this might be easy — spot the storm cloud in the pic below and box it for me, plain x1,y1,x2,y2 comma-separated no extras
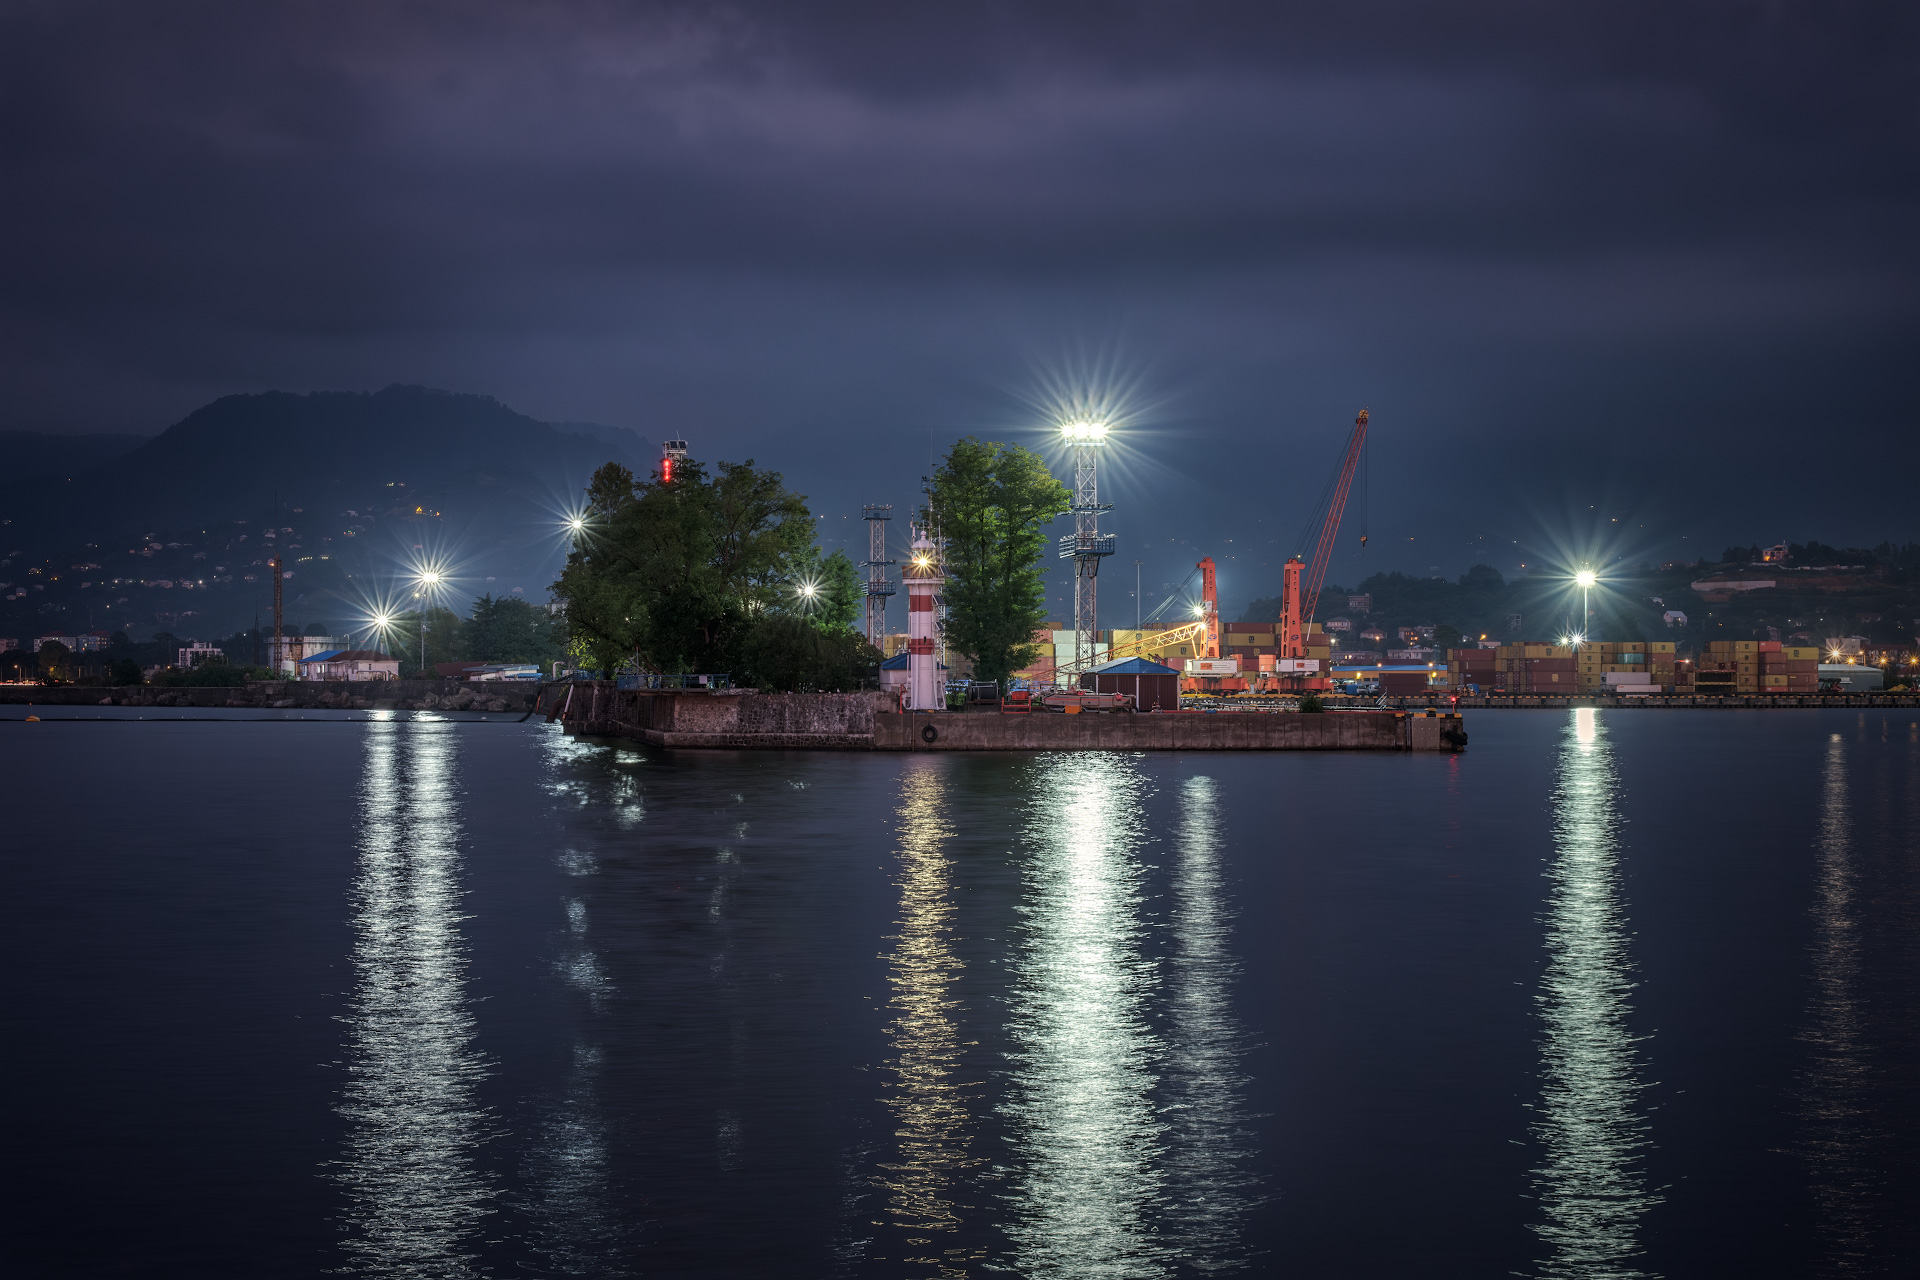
3,0,1914,600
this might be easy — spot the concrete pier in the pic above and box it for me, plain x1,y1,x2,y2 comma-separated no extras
558,685,1463,751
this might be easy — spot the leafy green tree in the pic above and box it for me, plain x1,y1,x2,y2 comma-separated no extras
388,606,462,674
461,594,564,665
555,456,816,675
737,614,881,691
37,639,71,681
1434,623,1463,652
108,658,145,686
794,547,862,632
924,438,1071,687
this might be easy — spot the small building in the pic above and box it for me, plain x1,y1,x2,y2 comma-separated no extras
1359,627,1387,645
1662,610,1688,628
1346,593,1372,615
1323,615,1352,633
178,643,224,667
1082,657,1180,711
297,649,400,681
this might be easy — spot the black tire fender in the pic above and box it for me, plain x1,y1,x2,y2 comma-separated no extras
921,722,939,743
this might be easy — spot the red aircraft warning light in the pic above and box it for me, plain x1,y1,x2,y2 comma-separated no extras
661,438,688,483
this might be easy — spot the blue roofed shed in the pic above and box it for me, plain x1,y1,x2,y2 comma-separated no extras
1081,656,1180,710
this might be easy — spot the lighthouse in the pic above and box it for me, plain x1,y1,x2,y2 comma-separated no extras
904,526,944,711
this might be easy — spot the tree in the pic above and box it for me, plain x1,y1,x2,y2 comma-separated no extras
390,606,461,674
1434,623,1463,653
925,438,1071,687
462,593,564,665
794,547,863,633
737,614,881,691
36,639,71,681
108,658,145,686
554,456,816,675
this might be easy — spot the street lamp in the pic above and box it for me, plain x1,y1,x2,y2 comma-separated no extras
1575,568,1597,637
415,570,443,674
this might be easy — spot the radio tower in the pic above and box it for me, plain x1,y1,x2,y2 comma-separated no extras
861,504,895,648
1057,420,1115,672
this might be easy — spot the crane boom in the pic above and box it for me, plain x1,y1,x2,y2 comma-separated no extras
1303,410,1368,627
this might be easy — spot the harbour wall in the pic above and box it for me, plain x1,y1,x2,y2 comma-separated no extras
0,679,538,712
558,685,1461,751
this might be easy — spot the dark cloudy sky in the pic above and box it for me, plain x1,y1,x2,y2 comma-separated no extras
4,1,1914,609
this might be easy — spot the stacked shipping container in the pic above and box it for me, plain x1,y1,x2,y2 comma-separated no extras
1699,640,1818,693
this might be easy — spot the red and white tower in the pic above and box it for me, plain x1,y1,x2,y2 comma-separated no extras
904,526,944,710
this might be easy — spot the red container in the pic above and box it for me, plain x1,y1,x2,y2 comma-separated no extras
1759,641,1782,652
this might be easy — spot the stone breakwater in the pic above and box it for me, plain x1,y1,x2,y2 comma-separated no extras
1,679,539,713
558,684,1464,751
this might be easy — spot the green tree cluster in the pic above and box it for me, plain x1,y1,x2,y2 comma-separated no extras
923,438,1071,687
554,457,878,691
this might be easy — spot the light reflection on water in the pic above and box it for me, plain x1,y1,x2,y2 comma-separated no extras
875,759,984,1277
1528,707,1660,1279
335,714,498,1277
1158,775,1259,1270
1795,732,1884,1274
1001,754,1169,1278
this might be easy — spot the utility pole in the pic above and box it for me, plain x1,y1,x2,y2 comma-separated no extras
862,505,895,649
270,494,284,680
1134,559,1143,632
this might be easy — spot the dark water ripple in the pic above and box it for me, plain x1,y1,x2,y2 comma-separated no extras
5,707,1918,1277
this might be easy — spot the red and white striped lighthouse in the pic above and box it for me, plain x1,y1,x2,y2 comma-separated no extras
904,527,943,710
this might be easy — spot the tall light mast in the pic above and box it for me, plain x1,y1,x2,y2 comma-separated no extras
660,438,688,483
862,504,895,648
1198,556,1221,659
1057,420,1115,672
904,525,944,710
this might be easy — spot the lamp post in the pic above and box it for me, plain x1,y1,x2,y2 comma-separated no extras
1575,569,1597,638
416,570,442,674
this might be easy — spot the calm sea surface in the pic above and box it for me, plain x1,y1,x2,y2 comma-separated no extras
5,707,1917,1277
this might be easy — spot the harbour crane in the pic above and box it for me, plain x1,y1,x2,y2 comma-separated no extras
1280,410,1369,672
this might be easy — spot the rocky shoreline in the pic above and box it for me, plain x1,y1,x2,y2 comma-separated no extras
0,678,543,713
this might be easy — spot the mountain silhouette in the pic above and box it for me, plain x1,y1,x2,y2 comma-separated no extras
0,385,652,640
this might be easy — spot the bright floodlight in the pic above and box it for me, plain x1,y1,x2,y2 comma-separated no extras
1575,570,1597,587
370,612,393,629
1060,420,1111,444
568,517,585,531
419,570,442,586
798,582,817,597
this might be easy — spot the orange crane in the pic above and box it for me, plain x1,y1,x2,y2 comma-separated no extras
1279,410,1369,678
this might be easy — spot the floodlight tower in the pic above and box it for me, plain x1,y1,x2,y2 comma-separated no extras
1056,421,1115,671
862,504,896,648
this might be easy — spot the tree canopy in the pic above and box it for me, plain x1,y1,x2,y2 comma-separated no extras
924,437,1071,687
554,455,879,689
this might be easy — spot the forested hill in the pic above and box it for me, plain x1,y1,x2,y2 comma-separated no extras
0,430,148,483
0,385,652,641
0,385,650,549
